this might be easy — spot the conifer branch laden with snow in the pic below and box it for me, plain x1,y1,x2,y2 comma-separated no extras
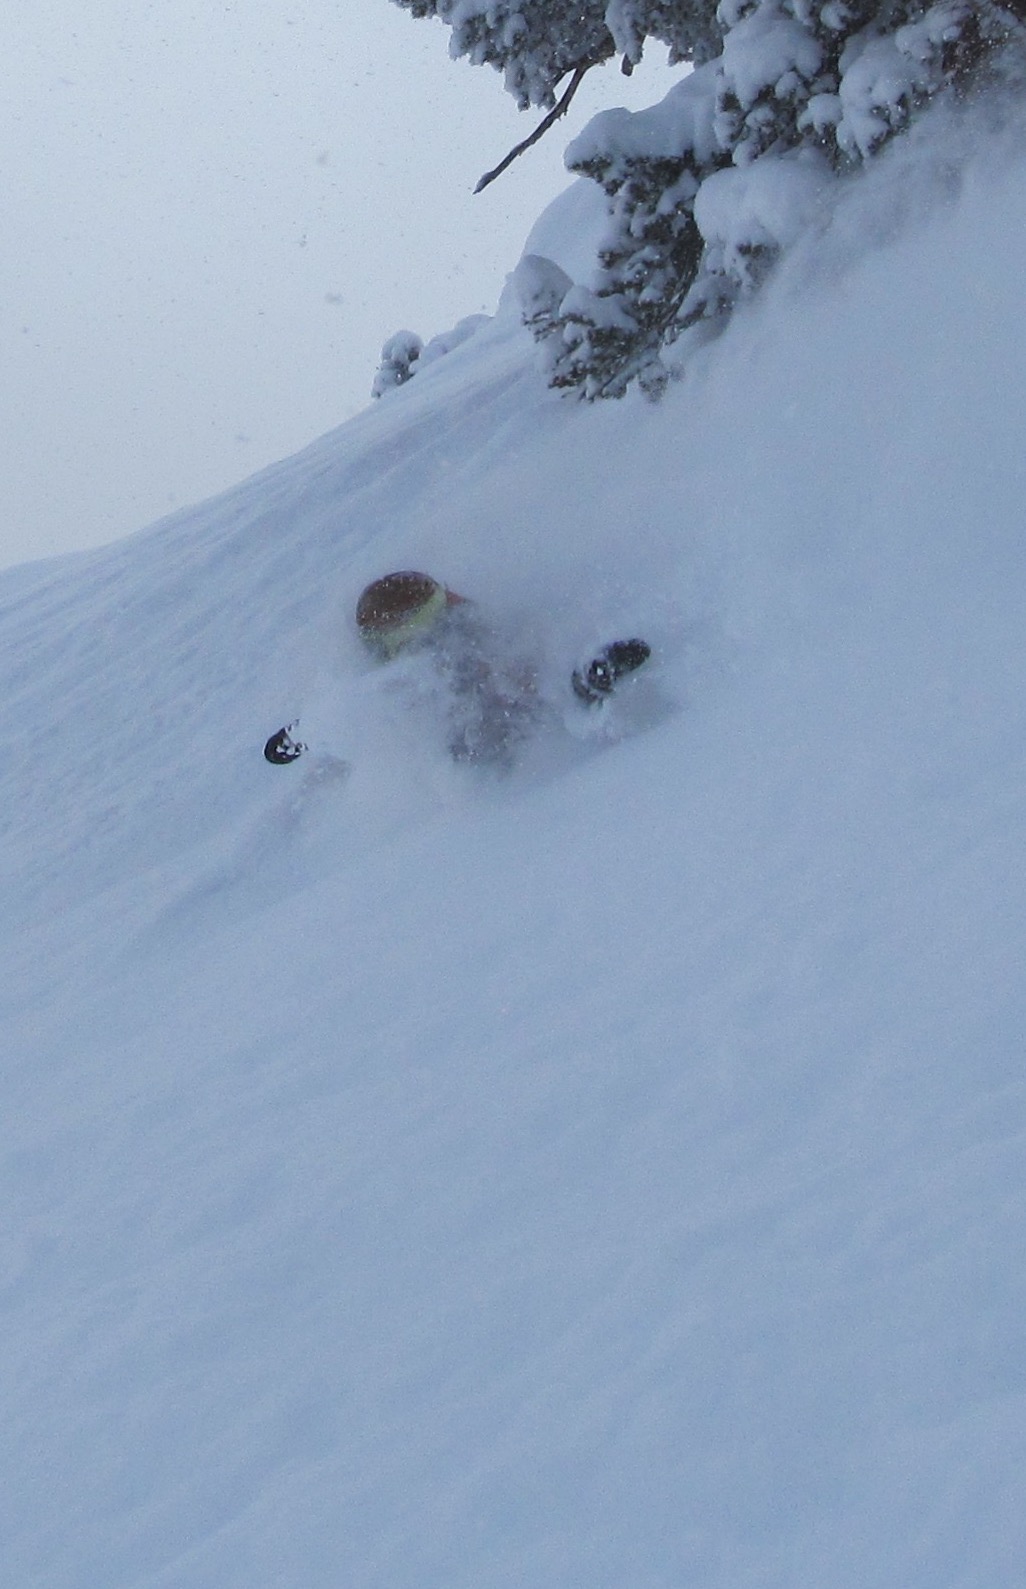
390,0,723,108
389,0,1024,398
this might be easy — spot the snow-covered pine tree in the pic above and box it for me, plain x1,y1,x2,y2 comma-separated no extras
533,0,1020,395
391,1,1023,397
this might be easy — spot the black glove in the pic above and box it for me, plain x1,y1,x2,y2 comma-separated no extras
264,724,306,764
572,639,651,705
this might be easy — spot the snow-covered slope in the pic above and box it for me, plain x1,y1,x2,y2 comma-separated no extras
3,106,1026,1589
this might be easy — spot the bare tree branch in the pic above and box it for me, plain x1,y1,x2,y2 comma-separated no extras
474,63,594,194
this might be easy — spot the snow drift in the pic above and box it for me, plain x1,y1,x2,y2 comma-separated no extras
2,102,1026,1589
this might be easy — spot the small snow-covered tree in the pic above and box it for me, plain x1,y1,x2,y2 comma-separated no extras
390,0,1023,397
372,330,424,398
371,317,493,400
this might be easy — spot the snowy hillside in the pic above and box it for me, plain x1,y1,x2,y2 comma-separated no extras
3,101,1026,1589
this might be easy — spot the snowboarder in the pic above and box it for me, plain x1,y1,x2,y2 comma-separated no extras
264,570,650,766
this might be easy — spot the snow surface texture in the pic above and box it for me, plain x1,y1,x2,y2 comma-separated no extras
3,102,1026,1589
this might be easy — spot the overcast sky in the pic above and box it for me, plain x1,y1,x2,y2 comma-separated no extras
3,3,672,570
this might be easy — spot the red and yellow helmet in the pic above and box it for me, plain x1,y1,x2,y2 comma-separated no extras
355,571,464,657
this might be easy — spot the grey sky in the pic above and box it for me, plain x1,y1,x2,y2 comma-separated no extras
3,3,671,568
